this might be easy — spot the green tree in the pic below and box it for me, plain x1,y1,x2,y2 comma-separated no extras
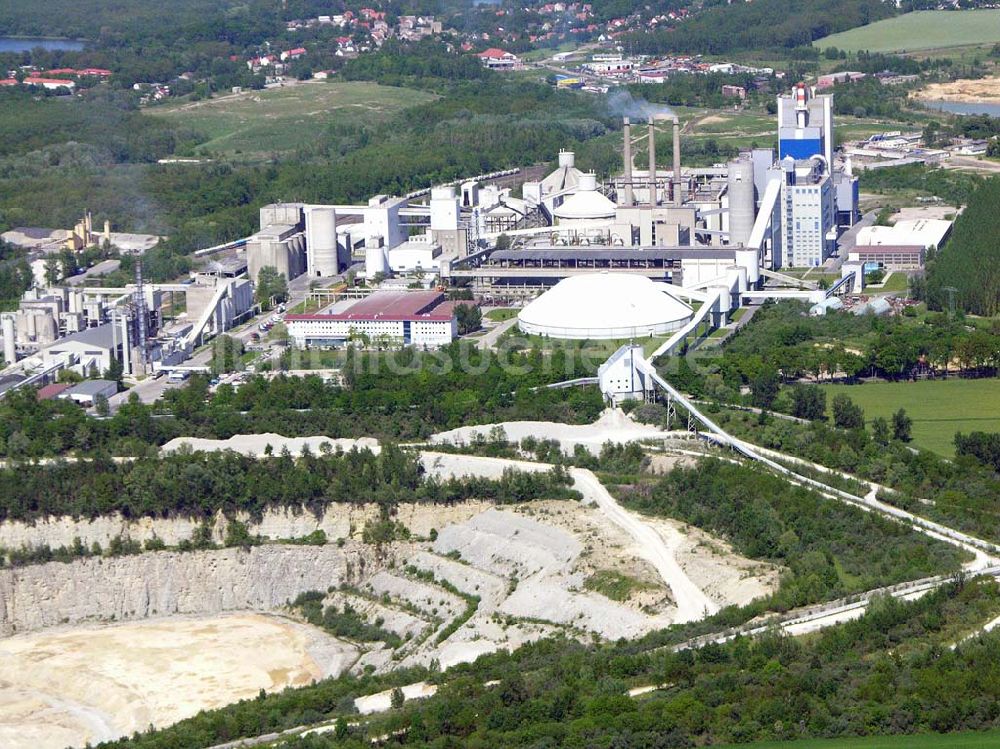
44,257,61,286
872,416,891,446
790,384,826,421
832,394,865,429
892,408,912,442
750,369,780,410
255,266,288,309
211,335,244,376
390,687,405,709
455,303,482,335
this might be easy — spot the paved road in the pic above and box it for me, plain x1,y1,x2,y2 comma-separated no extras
476,316,519,349
67,259,121,285
828,210,877,271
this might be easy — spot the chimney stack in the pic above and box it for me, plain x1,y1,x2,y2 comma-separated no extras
672,116,682,206
648,118,657,207
622,117,633,206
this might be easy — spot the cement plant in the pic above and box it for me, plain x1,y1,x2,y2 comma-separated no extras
0,70,995,749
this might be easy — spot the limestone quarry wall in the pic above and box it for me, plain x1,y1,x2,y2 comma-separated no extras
0,543,384,637
0,502,491,552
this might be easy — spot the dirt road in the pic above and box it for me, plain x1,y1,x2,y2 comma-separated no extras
571,468,718,622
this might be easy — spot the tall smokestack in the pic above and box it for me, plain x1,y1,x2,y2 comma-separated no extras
673,116,682,206
623,117,633,206
648,118,657,207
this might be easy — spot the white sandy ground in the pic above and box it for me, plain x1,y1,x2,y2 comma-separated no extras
422,452,716,622
0,613,357,749
161,433,380,456
572,468,719,623
0,431,783,748
430,409,673,454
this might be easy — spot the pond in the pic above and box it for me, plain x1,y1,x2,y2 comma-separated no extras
0,37,85,53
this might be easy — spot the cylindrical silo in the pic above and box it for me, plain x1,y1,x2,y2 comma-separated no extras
727,158,756,247
2,315,15,364
365,243,388,278
306,206,339,277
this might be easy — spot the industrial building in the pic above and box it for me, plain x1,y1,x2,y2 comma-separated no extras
778,83,834,165
778,156,837,267
285,290,458,348
60,379,117,406
848,245,925,271
856,219,952,251
517,274,693,340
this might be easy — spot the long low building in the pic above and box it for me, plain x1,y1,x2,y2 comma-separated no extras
285,290,459,348
848,244,925,271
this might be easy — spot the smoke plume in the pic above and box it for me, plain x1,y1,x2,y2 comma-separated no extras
605,89,674,120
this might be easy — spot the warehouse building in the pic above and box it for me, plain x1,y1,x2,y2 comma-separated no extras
847,244,925,270
285,290,458,348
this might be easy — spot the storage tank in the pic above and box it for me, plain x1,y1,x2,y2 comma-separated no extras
306,206,338,277
365,240,388,278
727,157,756,247
1,314,15,364
430,185,459,231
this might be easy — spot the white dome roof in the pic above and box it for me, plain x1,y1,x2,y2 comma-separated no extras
517,273,693,340
553,176,616,221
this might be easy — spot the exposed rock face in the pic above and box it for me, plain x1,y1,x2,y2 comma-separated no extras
0,502,490,554
0,543,384,636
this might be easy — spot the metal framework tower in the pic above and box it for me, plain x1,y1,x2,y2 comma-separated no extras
133,259,150,369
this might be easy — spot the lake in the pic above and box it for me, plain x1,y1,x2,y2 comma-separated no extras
924,99,1000,117
0,37,85,53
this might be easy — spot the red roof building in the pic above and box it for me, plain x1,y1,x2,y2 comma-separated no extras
477,48,521,70
36,382,72,400
286,290,461,348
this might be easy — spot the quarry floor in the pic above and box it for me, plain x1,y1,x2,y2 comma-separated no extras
0,412,780,748
0,613,354,749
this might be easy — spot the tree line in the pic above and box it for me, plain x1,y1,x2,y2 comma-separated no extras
716,408,1000,545
615,459,963,612
0,443,577,523
926,177,1000,316
623,0,895,55
0,343,604,459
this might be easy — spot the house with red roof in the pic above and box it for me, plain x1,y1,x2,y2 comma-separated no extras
477,47,521,70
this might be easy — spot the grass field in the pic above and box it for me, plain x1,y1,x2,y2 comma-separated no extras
815,10,1000,53
820,378,1000,455
714,729,1000,749
485,308,519,322
148,81,436,159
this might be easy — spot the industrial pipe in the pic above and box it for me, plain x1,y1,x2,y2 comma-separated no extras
648,118,657,207
623,117,633,206
673,116,682,206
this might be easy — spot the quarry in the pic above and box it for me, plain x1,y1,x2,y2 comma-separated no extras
0,414,783,749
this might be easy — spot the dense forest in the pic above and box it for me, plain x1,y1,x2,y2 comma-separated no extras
665,300,1000,398
615,459,964,612
716,409,1000,545
96,577,1000,748
0,444,576,524
925,178,1000,316
625,0,896,55
0,343,604,458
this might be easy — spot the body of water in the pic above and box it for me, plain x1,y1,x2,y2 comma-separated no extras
924,99,1000,117
0,37,85,53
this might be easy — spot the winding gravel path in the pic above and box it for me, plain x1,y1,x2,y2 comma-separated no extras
571,468,718,623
